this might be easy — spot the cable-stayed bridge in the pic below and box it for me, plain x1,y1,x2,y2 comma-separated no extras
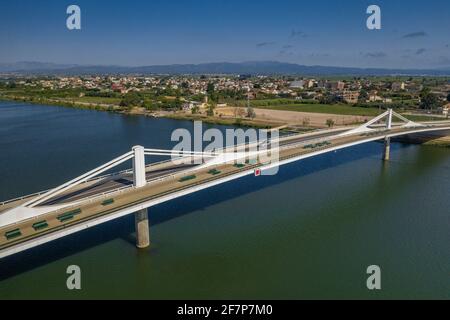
1,110,449,258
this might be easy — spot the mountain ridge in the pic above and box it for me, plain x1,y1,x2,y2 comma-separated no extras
1,61,450,76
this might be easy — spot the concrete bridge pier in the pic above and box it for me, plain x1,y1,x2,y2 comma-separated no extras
132,145,150,249
135,208,150,249
383,137,391,161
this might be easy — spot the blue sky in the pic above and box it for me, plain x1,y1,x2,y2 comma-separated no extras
1,0,449,68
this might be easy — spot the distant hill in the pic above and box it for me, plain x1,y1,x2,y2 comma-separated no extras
0,62,78,72
1,60,450,76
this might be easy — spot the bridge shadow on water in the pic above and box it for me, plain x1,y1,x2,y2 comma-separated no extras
0,141,415,281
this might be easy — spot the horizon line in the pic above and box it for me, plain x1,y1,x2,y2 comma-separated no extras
1,60,449,71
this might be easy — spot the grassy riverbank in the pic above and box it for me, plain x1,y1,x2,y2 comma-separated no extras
0,95,280,129
0,95,119,111
423,137,450,148
1,94,446,131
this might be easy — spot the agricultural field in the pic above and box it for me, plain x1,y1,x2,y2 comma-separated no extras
253,103,381,116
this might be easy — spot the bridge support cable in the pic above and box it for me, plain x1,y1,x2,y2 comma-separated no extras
24,151,134,208
338,110,391,136
339,109,424,137
23,147,229,209
143,148,220,158
143,152,218,158
391,110,424,128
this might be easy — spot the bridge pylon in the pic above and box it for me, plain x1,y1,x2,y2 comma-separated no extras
383,110,392,161
387,109,393,130
339,108,424,137
132,146,146,188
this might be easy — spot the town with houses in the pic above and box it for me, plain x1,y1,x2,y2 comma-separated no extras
1,74,449,128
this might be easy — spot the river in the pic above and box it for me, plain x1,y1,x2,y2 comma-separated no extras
0,101,449,299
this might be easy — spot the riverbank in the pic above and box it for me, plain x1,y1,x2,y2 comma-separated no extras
423,136,450,148
2,95,448,140
0,95,357,130
0,95,283,130
395,132,450,148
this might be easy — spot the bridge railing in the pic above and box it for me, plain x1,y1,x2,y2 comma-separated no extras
0,189,53,207
0,125,394,207
59,184,133,209
4,184,134,227
0,127,352,208
4,122,450,224
0,142,257,207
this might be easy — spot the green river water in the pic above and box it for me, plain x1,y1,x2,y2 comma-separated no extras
0,101,449,299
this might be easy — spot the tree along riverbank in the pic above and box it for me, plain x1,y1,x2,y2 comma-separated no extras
0,95,281,129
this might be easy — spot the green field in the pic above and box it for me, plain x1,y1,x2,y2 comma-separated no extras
75,96,121,105
254,103,382,116
400,114,446,122
249,98,317,106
